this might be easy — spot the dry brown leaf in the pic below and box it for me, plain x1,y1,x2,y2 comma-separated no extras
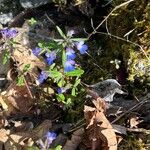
0,95,8,110
3,85,35,116
63,128,84,150
129,115,140,128
1,119,52,149
0,129,10,142
83,102,117,150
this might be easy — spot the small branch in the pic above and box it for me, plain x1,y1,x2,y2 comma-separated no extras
87,0,135,39
24,75,34,99
111,94,150,124
96,31,150,61
127,128,150,134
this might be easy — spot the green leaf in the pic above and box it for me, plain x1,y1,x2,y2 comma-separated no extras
17,75,25,86
27,146,39,150
2,50,10,65
74,78,81,87
65,69,84,77
62,50,66,67
66,98,72,106
56,94,65,103
23,64,30,72
71,38,87,41
50,63,55,70
71,87,76,96
50,70,62,78
52,145,62,150
28,17,37,26
57,78,65,87
56,26,66,39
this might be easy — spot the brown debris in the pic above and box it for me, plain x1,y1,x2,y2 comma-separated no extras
83,94,117,150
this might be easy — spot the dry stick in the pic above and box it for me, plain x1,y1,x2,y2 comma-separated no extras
127,128,150,134
87,0,149,61
23,76,34,99
87,0,135,39
111,98,149,124
96,31,150,61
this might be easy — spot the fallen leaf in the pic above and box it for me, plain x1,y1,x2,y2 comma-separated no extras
83,99,117,150
0,95,8,110
129,115,140,128
63,128,84,150
0,129,10,142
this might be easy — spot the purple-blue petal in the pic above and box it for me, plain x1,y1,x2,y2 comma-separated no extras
78,44,88,54
64,60,75,72
38,71,48,84
46,57,54,65
1,28,17,39
45,132,57,145
66,48,76,60
76,41,88,54
45,51,56,65
32,47,41,56
57,87,68,94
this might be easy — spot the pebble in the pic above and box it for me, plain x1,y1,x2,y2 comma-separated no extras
20,0,52,8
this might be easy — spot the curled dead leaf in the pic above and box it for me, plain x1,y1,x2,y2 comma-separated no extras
63,128,84,150
83,103,117,150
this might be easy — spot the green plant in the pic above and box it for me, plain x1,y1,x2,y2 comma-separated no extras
32,26,88,106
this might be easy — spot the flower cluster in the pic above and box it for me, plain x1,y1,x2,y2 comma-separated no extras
32,30,88,84
0,28,18,39
64,41,88,72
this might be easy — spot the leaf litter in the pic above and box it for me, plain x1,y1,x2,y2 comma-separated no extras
0,2,150,149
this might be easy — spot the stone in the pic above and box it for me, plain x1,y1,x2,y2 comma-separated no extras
20,0,52,8
85,79,126,102
0,13,13,25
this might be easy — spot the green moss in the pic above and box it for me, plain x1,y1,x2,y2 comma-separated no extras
103,0,150,84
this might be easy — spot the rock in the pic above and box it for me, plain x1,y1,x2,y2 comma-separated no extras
0,0,21,25
84,79,126,102
20,0,52,8
0,13,13,25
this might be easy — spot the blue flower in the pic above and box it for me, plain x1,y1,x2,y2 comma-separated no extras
38,71,48,84
32,47,41,56
57,87,68,94
76,41,88,54
64,60,75,72
45,132,57,146
66,47,76,60
0,28,17,39
45,51,56,65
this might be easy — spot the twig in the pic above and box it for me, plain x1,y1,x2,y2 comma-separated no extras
127,128,150,134
24,76,34,99
96,31,150,61
111,94,150,124
87,0,149,61
87,0,135,39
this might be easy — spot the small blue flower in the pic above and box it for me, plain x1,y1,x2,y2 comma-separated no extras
45,132,57,146
57,87,68,94
32,47,41,56
45,51,56,65
66,47,76,60
38,71,48,84
76,41,88,54
64,60,75,72
1,28,17,39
